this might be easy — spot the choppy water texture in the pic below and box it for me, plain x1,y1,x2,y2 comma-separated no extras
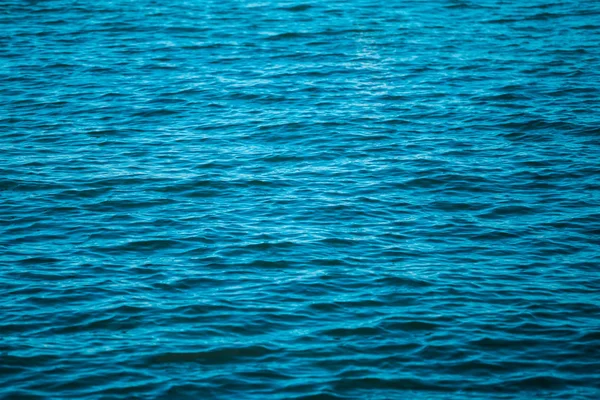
2,0,600,398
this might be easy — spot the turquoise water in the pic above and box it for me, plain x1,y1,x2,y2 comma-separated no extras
1,0,600,398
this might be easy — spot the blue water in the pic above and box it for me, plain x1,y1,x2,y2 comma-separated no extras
1,0,600,398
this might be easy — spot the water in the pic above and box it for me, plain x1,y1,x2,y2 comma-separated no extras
1,0,600,398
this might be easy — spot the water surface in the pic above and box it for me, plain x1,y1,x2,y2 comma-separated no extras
1,0,600,398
